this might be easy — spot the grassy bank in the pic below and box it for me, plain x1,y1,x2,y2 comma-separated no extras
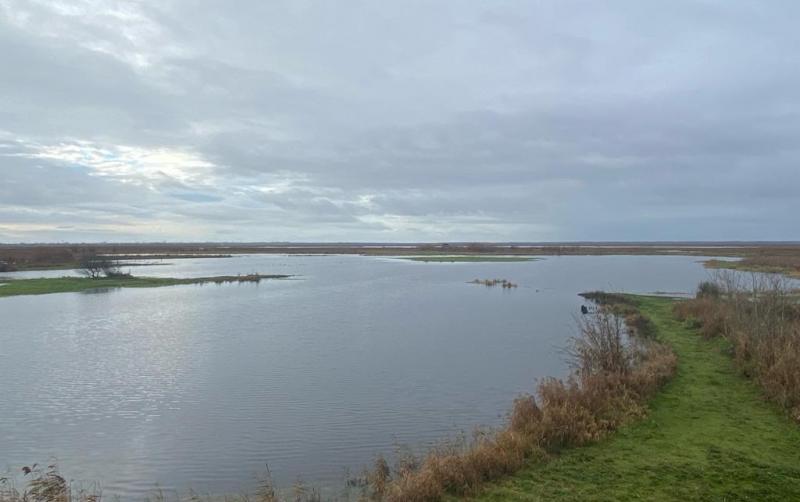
0,274,291,298
472,296,800,501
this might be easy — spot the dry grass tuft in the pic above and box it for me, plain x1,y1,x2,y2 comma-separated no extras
0,464,100,502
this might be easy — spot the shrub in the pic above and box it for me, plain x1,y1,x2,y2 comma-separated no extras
696,281,723,298
674,274,800,421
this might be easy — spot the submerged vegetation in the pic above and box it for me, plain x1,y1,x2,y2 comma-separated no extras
469,278,518,288
0,274,291,298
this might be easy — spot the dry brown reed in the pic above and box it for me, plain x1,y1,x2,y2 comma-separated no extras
673,272,800,422
0,464,100,502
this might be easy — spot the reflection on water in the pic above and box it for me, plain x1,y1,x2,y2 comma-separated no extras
80,287,123,294
1,255,718,497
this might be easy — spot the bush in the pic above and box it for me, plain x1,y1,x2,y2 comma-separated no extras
696,281,722,298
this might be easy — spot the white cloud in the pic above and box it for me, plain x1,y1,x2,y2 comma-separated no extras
14,140,215,185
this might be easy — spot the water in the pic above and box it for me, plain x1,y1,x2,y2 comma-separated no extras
0,254,715,497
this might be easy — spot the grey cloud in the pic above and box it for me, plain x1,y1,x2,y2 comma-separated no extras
1,0,799,241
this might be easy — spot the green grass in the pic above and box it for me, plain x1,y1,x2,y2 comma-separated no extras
400,256,540,263
471,296,800,501
0,274,290,298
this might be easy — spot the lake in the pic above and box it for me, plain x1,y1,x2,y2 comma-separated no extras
0,254,716,497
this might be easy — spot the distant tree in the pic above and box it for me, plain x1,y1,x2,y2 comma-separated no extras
78,254,119,279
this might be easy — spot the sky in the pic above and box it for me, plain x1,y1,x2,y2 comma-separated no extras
1,0,799,243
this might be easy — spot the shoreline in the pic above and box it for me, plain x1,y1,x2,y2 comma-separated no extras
4,242,800,272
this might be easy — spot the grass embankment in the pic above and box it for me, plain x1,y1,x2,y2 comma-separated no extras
0,274,290,298
704,256,800,278
473,295,800,501
402,256,539,263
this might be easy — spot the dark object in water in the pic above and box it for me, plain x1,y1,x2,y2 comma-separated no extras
581,305,589,315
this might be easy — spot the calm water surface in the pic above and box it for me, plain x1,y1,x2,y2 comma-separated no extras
1,255,715,497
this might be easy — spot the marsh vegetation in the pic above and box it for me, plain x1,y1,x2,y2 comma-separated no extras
704,255,800,278
469,279,518,288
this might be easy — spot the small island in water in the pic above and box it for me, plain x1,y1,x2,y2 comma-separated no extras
0,274,292,298
469,278,518,288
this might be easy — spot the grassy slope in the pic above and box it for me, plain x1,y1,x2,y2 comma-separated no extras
472,296,800,501
0,275,289,298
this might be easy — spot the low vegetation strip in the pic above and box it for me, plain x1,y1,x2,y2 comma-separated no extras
0,274,291,298
401,256,539,263
704,256,800,278
473,295,800,501
358,295,677,501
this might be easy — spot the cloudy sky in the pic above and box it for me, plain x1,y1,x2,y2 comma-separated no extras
1,1,798,242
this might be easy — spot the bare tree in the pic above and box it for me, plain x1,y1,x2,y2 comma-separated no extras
78,254,118,279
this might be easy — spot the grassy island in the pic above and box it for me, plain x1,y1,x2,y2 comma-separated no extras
0,274,291,298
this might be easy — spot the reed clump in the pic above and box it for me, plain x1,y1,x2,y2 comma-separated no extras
360,295,676,501
673,272,800,421
0,464,99,502
0,464,325,502
469,279,518,288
